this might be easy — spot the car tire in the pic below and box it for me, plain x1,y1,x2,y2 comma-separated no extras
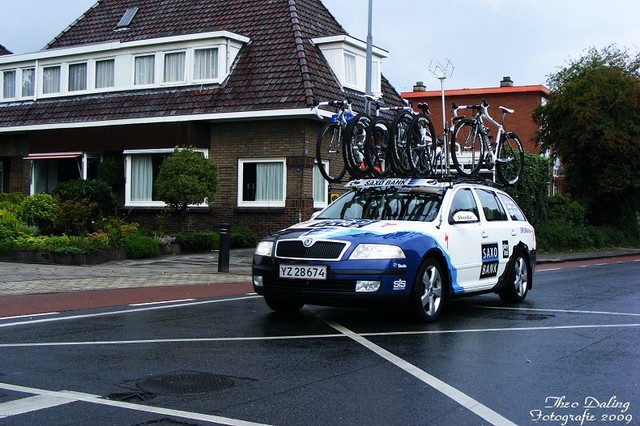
498,252,530,303
410,257,446,322
264,296,304,314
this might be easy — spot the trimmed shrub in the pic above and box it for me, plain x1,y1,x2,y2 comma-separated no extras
172,231,219,252
230,225,257,248
123,232,160,259
19,193,60,234
12,234,110,254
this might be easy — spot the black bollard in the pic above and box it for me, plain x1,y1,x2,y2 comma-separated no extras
218,223,230,272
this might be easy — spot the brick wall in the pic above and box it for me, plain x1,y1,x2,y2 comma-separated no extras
403,86,548,154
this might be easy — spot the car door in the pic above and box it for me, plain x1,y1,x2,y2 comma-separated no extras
473,188,512,289
444,187,484,293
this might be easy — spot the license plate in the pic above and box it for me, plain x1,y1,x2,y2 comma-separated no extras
279,265,327,280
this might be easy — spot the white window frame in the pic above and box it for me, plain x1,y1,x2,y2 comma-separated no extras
344,51,357,87
21,67,36,97
124,148,209,208
237,158,287,208
313,161,329,209
68,62,88,92
2,69,16,99
42,65,61,94
95,58,115,89
162,50,186,84
193,47,219,81
133,54,156,86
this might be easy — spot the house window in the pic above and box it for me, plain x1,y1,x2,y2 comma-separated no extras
163,51,186,83
313,162,328,208
124,148,209,207
26,153,83,194
22,68,35,97
95,59,115,89
134,55,155,85
68,63,88,91
371,60,381,93
344,52,357,86
194,48,218,80
2,70,15,98
238,159,286,207
43,65,61,94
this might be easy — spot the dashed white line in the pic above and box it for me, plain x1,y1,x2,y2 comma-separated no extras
0,394,73,418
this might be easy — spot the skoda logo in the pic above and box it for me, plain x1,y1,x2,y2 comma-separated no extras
303,237,314,247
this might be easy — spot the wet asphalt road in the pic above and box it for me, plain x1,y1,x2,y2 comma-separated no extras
0,255,638,425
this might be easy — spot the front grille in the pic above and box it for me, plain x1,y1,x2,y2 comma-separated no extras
276,240,347,260
264,277,355,292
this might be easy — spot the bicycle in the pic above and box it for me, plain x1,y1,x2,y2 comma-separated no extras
388,102,432,177
364,100,414,178
312,99,354,183
449,100,524,185
342,95,387,179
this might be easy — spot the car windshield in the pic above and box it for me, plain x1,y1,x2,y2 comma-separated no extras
317,188,443,222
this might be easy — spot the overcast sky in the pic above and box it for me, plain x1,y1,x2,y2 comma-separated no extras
2,0,639,93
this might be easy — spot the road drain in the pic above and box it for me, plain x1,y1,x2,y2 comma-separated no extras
133,370,236,395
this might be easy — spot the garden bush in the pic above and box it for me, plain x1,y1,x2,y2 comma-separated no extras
123,232,160,259
230,225,257,248
53,179,117,218
19,193,60,234
172,231,219,252
11,234,110,254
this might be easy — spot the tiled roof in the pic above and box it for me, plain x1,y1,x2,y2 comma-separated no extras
0,0,403,129
0,44,12,55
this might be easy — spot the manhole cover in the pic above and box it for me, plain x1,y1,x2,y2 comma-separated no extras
135,370,236,395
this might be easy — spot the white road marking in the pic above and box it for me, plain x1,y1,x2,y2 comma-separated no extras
0,382,270,425
0,394,73,418
474,305,640,317
324,319,517,426
129,299,195,306
0,295,260,329
0,312,60,321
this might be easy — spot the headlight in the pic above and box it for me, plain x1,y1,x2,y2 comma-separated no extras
255,241,274,256
349,244,406,260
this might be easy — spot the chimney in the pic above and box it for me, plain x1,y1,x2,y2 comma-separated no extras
500,76,514,87
413,81,426,92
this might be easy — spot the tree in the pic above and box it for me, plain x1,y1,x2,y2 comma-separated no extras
155,148,218,228
533,46,640,229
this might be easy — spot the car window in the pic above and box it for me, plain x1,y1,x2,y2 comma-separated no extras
448,188,479,224
497,193,527,221
318,189,442,222
475,189,508,222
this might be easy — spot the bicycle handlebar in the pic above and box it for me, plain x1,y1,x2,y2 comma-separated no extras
311,98,353,120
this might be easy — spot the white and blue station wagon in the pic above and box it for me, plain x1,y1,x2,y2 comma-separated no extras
252,178,536,321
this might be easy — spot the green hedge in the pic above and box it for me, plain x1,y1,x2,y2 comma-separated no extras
123,232,160,259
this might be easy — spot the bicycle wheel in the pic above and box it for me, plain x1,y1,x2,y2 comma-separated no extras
316,122,346,183
365,116,393,178
407,114,436,178
496,132,525,185
450,118,484,177
342,113,371,179
389,111,414,177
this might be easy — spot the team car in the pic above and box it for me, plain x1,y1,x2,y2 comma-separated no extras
252,178,536,321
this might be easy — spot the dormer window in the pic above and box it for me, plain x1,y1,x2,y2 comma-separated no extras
163,51,186,83
312,35,387,95
69,62,88,91
0,31,249,102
